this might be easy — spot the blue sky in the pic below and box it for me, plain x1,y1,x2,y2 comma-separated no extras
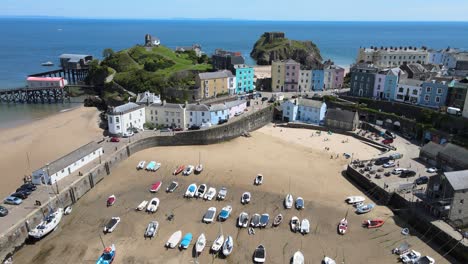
2,0,468,21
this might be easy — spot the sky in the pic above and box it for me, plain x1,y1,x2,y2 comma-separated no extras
2,0,468,21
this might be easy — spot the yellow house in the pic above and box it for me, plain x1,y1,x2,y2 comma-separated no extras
271,60,285,92
196,70,236,99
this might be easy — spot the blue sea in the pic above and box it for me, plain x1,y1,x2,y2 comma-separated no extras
0,18,467,127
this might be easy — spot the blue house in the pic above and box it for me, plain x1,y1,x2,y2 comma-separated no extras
234,64,255,94
419,79,449,109
209,104,229,125
383,68,403,101
312,70,324,91
282,98,327,125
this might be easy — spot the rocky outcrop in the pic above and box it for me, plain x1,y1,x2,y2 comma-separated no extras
250,32,323,69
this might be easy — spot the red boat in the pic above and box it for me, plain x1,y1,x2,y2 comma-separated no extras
338,218,348,235
363,219,385,228
150,181,162,193
107,195,116,207
173,165,185,175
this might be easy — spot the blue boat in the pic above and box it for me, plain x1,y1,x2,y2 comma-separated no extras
146,161,156,171
218,205,232,221
96,244,116,264
356,203,375,214
179,233,193,249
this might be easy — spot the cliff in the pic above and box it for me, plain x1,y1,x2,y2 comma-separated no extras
250,32,323,69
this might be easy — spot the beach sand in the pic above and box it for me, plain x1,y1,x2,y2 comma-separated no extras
0,106,102,198
12,127,448,264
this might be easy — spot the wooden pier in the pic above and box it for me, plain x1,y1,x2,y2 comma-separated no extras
0,86,70,104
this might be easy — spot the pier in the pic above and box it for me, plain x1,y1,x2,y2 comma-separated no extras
0,86,69,104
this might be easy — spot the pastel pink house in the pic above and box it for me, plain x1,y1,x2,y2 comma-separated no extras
225,100,247,118
26,77,68,89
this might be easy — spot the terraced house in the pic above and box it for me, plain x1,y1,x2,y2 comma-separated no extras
196,70,236,98
234,64,255,94
282,98,327,125
145,101,187,129
271,59,300,92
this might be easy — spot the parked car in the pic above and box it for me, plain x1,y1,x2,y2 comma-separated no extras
110,137,120,142
382,138,394,145
172,127,183,131
400,170,417,178
188,125,200,130
20,183,37,191
261,97,269,102
122,131,134,138
218,119,228,125
426,167,437,173
160,128,172,132
16,188,32,196
375,157,392,165
415,176,429,185
10,192,28,199
0,205,8,217
389,153,403,160
392,168,406,175
4,196,22,205
385,130,396,139
383,161,396,168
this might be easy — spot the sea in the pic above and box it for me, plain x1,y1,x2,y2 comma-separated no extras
1,18,468,128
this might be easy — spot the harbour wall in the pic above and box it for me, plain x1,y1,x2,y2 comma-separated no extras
0,106,274,262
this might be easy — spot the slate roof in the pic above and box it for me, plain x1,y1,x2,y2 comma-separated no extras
420,142,444,159
198,70,234,80
400,78,423,87
325,109,357,123
136,91,161,104
297,98,325,108
406,63,427,75
110,102,143,114
209,104,228,111
186,104,209,111
59,54,92,63
439,143,468,167
225,100,246,108
444,170,468,191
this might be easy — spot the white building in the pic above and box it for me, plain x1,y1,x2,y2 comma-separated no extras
32,142,103,185
357,47,429,68
186,103,211,128
395,79,423,104
225,100,247,118
145,101,187,129
26,77,68,88
298,70,312,92
135,91,161,105
107,102,145,136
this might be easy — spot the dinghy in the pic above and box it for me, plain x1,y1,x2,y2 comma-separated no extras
173,165,185,175
166,230,182,248
144,221,159,238
400,250,421,263
250,213,261,227
166,181,178,193
290,216,300,232
292,251,304,264
195,233,206,254
183,165,194,176
273,214,283,227
218,205,232,221
107,195,116,207
146,161,156,171
260,213,270,228
136,200,148,211
222,235,234,256
137,161,146,170
217,187,227,200
179,233,193,249
285,194,293,209
253,244,266,263
146,198,160,213
195,164,203,174
295,197,304,210
211,234,224,252
152,162,161,171
150,181,162,193
401,228,410,236
238,212,249,228
300,219,310,234
362,219,385,228
103,217,120,233
196,184,207,198
96,244,115,264
345,196,365,204
203,207,217,223
241,192,251,204
338,218,348,235
204,187,216,200
355,203,375,214
64,206,72,215
184,183,197,198
28,208,63,239
322,256,336,264
254,174,263,185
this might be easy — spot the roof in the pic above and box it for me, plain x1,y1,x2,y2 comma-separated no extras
326,109,357,123
284,59,299,64
110,102,143,114
444,170,468,191
405,63,427,75
399,79,423,87
420,142,444,158
186,104,209,111
439,143,468,167
27,77,64,82
136,91,161,104
209,104,228,111
59,54,92,63
297,98,325,108
225,100,246,108
198,70,233,80
230,56,245,65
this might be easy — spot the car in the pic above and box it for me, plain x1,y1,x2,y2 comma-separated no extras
218,119,228,125
385,130,396,139
122,131,134,137
11,192,28,199
188,125,200,130
392,168,406,175
235,112,243,117
375,157,392,165
426,167,437,173
110,137,120,142
160,128,172,132
172,127,183,131
16,188,32,196
382,138,394,145
400,170,417,178
415,176,429,185
261,97,269,101
383,161,396,168
20,183,37,191
4,196,22,205
0,205,8,217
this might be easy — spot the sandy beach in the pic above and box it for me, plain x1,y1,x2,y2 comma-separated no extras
12,126,448,264
0,106,102,198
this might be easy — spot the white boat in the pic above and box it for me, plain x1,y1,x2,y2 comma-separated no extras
204,187,216,200
217,187,227,200
238,212,249,228
136,200,148,211
254,174,263,185
152,162,161,171
300,219,310,234
137,161,146,170
203,207,217,223
211,234,224,252
346,196,365,204
222,235,234,256
196,184,207,198
285,194,293,209
166,230,182,248
195,164,203,174
103,216,121,233
292,251,304,264
28,208,63,239
195,233,206,254
183,165,194,176
251,213,261,227
400,250,421,263
218,205,233,221
290,216,300,232
253,244,266,263
273,214,283,227
322,256,336,264
185,183,197,198
146,198,160,213
241,192,251,204
166,181,178,193
144,221,158,238
41,61,54,66
64,206,72,215
338,218,348,235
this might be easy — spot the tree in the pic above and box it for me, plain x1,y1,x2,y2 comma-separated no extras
103,48,115,59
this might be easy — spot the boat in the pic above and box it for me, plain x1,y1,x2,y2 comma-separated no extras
64,206,72,215
292,251,304,264
173,165,185,175
196,184,207,198
165,230,182,248
107,195,116,207
195,233,206,254
183,165,194,176
253,244,266,263
238,212,249,228
273,214,283,227
400,250,421,263
137,161,146,170
136,200,148,211
203,207,217,223
290,216,300,232
300,219,310,234
355,203,375,214
204,187,216,200
259,213,270,228
392,242,411,255
401,228,410,236
295,197,304,210
41,61,54,66
211,234,224,252
222,235,234,256
254,174,263,185
415,256,435,264
28,208,63,239
285,194,293,209
241,192,251,204
146,198,160,213
166,181,178,193
346,196,365,204
362,219,385,228
151,162,161,172
103,217,120,233
184,183,197,198
150,181,162,193
195,164,203,174
251,213,261,227
353,201,364,208
144,221,159,238
322,256,337,264
146,161,156,171
217,187,227,200
96,244,115,264
248,227,255,235
338,218,348,235
218,205,232,221
179,233,193,249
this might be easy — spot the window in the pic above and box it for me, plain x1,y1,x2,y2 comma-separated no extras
190,118,192,122
61,169,65,173
178,119,180,123
286,66,290,69
166,118,169,122
190,112,193,116
426,87,431,93
150,110,153,114
115,117,120,123
424,95,430,102
461,199,464,204
412,90,417,95
292,66,295,69
109,117,113,124
437,88,442,94
129,113,132,120
202,112,205,116
398,87,404,93
435,96,440,103
81,158,84,162
286,72,290,76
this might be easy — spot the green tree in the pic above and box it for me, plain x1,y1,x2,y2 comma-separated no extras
102,48,115,59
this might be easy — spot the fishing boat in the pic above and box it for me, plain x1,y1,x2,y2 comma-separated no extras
338,218,348,235
218,205,232,221
203,207,217,223
173,165,185,175
217,187,227,200
136,200,148,211
254,174,263,185
290,216,300,232
238,212,249,228
273,214,283,227
259,213,270,228
150,181,162,193
284,194,293,209
166,181,178,193
345,196,365,204
195,233,206,254
179,233,193,249
211,234,224,253
28,208,64,239
400,250,421,263
41,61,54,66
195,152,203,174
184,183,197,198
144,221,159,238
362,218,385,228
96,244,115,264
241,192,251,204
196,184,207,198
251,213,261,228
355,203,375,214
253,244,266,263
107,195,116,207
292,251,304,264
203,187,216,200
322,256,336,264
295,197,304,210
103,217,121,233
137,161,146,170
183,165,194,176
222,235,234,256
165,230,182,248
146,198,160,213
300,219,310,234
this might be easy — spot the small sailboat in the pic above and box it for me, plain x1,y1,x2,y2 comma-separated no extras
322,256,337,264
217,187,227,200
300,219,310,234
338,218,348,235
238,212,249,228
292,251,304,264
253,244,266,263
173,165,185,175
203,207,217,223
184,183,197,198
150,181,162,193
146,198,159,213
179,233,193,249
222,235,234,256
355,203,375,214
144,221,159,238
28,208,64,239
96,244,116,264
346,196,365,204
166,230,182,248
290,216,300,232
195,152,203,174
146,161,156,171
136,200,148,211
285,194,293,209
107,195,116,207
363,219,385,228
64,206,72,215
254,174,263,185
195,233,206,254
295,197,304,210
103,217,121,233
166,181,178,193
211,234,224,252
273,214,283,227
